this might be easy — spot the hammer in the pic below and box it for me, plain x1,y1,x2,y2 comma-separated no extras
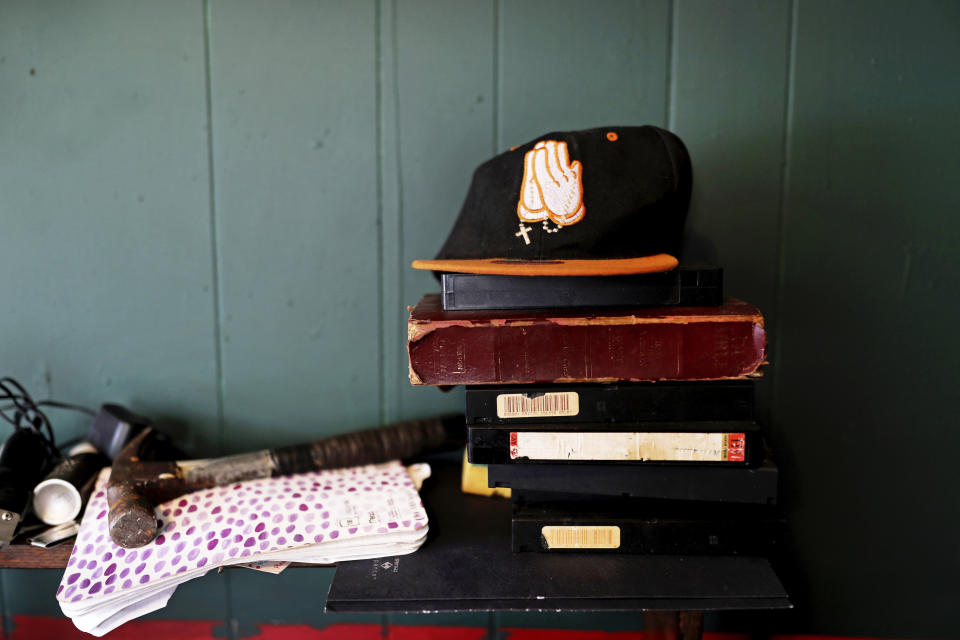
108,415,463,548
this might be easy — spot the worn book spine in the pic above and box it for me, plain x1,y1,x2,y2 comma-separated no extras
407,297,766,386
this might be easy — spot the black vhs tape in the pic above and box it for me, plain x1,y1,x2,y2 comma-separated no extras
465,381,754,425
468,421,763,467
512,500,782,554
441,265,722,311
487,458,779,505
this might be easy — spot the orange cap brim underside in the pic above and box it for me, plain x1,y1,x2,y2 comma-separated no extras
410,254,678,276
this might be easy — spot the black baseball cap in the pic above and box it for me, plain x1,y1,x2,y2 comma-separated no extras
412,126,692,276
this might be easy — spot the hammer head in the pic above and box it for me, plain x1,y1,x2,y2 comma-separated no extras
107,428,190,548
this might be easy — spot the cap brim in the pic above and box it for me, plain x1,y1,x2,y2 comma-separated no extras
411,254,678,276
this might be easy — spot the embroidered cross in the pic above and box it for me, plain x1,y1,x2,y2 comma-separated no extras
515,222,533,245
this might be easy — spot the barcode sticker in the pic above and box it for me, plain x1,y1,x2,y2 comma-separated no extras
496,392,579,418
510,432,746,461
542,526,621,549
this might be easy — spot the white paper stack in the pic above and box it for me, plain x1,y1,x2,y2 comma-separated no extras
56,461,430,635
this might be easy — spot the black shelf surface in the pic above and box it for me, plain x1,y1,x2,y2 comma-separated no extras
326,462,791,614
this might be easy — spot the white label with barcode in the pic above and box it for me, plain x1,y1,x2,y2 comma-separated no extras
542,526,621,549
496,392,579,418
510,431,741,461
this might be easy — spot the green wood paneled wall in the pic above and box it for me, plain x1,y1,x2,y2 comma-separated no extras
1,1,957,637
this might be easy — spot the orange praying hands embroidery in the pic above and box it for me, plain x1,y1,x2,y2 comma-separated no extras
517,140,585,227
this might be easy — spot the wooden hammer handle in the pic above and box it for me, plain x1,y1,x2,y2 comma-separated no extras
272,414,456,475
182,415,461,487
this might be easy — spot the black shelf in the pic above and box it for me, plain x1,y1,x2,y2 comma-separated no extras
327,462,791,614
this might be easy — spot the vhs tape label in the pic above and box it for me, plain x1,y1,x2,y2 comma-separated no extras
510,432,746,462
542,526,621,549
497,392,579,419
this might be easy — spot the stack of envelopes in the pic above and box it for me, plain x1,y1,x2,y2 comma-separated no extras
57,461,430,636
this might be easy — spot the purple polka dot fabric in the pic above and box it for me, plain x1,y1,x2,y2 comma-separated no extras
57,461,429,608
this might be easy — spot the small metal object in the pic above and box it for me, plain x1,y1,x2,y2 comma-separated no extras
27,521,79,548
0,510,19,548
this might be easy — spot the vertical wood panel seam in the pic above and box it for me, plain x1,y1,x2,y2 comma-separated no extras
493,0,501,152
771,0,799,413
391,0,406,413
665,0,677,129
0,572,8,639
201,0,225,457
375,0,385,426
489,611,500,640
377,0,400,423
201,2,232,634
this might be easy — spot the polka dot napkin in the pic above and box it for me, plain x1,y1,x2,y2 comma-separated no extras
57,461,429,636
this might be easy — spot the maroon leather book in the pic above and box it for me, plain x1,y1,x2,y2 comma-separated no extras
407,294,766,386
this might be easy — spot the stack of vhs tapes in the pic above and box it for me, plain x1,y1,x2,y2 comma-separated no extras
467,381,780,554
445,266,782,555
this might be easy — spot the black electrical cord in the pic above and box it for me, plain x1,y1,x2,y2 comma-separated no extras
0,377,95,456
